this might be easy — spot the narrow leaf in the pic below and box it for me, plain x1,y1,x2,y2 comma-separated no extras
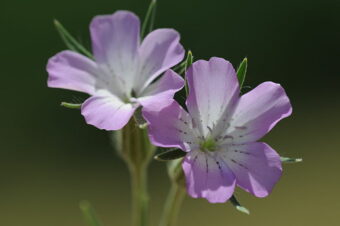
141,0,157,38
79,201,103,226
60,102,82,109
154,149,187,161
281,156,303,163
182,50,193,96
148,0,157,33
172,60,187,72
236,57,247,88
229,195,250,215
54,19,93,59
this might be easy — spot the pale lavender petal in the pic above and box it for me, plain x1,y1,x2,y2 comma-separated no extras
219,142,282,197
81,92,136,130
137,70,184,109
90,11,140,89
47,50,99,95
136,29,185,92
183,150,236,203
143,101,197,151
186,57,240,137
225,82,292,144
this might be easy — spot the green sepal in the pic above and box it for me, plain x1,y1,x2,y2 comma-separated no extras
141,0,157,38
280,156,303,163
172,60,186,72
154,148,187,161
229,195,250,215
79,201,103,226
113,120,156,169
60,102,82,109
236,57,248,88
54,19,93,59
167,158,186,187
133,107,148,129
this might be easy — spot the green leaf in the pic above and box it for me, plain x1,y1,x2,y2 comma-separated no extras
154,149,187,161
141,0,157,38
79,201,103,226
60,102,82,109
182,50,193,96
280,156,303,163
172,60,186,72
54,19,93,59
229,195,250,215
236,57,248,88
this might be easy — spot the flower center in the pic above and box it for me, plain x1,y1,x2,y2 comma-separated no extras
200,137,217,152
123,89,137,104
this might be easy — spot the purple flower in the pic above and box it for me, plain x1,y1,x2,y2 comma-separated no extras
143,57,292,203
47,11,185,130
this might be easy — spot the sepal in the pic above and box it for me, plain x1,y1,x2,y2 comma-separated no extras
154,148,187,161
112,120,156,170
167,158,186,187
60,102,82,109
229,195,250,215
280,156,303,163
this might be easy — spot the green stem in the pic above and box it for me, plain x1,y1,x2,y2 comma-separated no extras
113,119,155,226
159,184,186,226
130,165,149,226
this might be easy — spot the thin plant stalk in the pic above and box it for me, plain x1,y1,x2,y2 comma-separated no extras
114,119,155,226
130,165,149,226
159,183,186,226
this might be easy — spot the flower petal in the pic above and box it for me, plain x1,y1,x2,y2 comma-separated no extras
47,50,99,95
220,142,282,197
81,92,136,130
136,29,185,93
183,150,236,203
226,82,292,144
186,57,240,137
143,101,197,151
137,69,184,109
90,11,140,90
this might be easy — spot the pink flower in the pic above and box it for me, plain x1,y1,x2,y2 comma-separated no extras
47,11,184,130
143,57,292,203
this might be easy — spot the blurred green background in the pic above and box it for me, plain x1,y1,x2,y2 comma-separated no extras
1,0,339,225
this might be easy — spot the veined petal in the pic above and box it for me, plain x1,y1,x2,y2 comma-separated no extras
186,57,240,137
219,142,282,197
183,150,236,203
136,29,185,93
226,82,292,144
81,92,136,130
90,11,140,90
137,69,184,109
47,50,99,95
143,101,197,151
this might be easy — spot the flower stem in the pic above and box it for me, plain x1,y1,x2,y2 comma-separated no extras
113,119,155,226
130,165,149,226
159,183,186,226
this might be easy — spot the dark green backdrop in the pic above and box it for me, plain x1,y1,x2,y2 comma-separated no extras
1,0,339,225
